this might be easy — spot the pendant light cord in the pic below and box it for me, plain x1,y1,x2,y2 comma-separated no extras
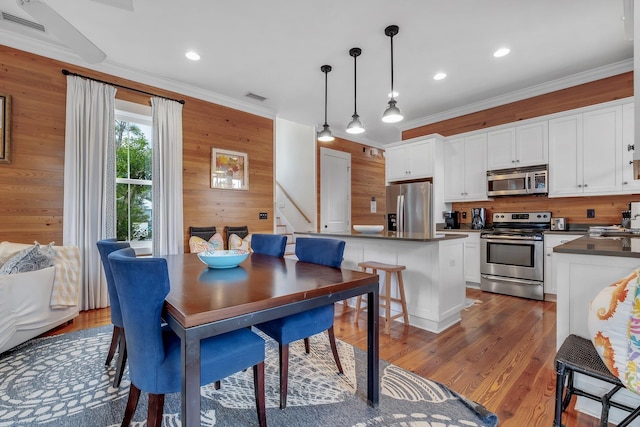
353,54,358,113
324,69,329,126
389,35,395,98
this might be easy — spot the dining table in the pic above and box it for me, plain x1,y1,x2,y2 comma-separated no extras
162,252,380,427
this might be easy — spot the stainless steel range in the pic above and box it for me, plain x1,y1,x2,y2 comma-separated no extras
480,211,551,301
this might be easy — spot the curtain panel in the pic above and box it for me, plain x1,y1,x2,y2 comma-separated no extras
151,97,184,256
63,76,116,310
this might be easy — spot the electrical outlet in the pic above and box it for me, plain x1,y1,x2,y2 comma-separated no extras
587,209,595,218
259,212,268,220
461,211,467,219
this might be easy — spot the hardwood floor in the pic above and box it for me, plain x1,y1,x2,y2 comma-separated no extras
45,288,606,427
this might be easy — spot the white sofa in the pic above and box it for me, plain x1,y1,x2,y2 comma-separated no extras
0,241,81,354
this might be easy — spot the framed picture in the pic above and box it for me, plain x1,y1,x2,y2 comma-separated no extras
0,94,11,164
211,148,249,190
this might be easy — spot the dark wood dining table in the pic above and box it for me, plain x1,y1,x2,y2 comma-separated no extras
162,252,380,427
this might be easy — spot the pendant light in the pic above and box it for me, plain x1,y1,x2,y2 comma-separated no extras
382,25,403,123
317,65,335,142
346,47,365,134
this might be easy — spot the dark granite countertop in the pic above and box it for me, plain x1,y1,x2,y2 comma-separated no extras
295,230,467,243
554,236,640,258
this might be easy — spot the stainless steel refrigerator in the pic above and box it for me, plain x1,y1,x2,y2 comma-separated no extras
386,181,433,236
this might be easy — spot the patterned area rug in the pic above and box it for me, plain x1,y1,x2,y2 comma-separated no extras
0,326,498,427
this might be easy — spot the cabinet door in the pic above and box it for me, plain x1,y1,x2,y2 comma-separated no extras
443,137,466,201
386,146,408,182
621,103,640,192
407,140,434,178
549,114,582,196
465,237,481,284
516,121,548,167
544,234,581,295
463,133,488,200
582,106,621,194
487,128,515,170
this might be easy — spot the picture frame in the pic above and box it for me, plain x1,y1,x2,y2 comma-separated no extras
0,94,11,164
211,148,249,190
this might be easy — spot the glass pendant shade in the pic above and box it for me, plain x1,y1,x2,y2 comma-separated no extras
346,113,364,134
317,64,334,142
382,99,403,123
317,124,334,142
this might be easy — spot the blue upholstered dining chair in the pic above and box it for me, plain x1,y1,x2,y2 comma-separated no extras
255,237,346,409
108,248,267,427
251,233,287,257
96,238,131,388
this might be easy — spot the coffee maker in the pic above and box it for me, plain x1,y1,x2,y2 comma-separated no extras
471,208,486,230
443,211,460,229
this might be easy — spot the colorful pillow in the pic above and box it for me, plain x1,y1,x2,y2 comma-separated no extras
0,241,56,274
228,233,252,251
189,233,224,253
588,268,640,393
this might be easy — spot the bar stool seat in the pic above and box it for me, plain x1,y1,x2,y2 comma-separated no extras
554,334,640,427
354,261,409,334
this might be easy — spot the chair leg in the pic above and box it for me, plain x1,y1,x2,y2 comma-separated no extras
121,383,141,427
304,338,310,354
397,271,410,326
106,325,121,366
147,393,165,427
279,343,289,409
553,362,567,427
327,326,344,374
253,361,267,427
384,271,392,334
214,380,221,390
113,330,127,388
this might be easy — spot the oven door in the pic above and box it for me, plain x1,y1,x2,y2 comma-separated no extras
480,235,543,282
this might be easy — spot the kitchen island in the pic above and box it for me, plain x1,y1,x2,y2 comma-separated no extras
554,235,640,424
295,231,466,333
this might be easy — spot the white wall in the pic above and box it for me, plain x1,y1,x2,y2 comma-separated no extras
275,118,317,232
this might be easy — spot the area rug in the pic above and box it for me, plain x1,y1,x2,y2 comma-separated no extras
0,326,498,427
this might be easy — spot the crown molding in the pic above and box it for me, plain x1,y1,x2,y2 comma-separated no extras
0,28,276,120
400,59,634,131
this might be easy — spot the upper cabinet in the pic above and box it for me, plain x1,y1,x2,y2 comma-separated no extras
443,133,488,202
487,121,548,170
386,137,435,182
548,105,622,197
622,103,640,193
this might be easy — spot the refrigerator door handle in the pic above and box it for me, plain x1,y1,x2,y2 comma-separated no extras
397,195,404,232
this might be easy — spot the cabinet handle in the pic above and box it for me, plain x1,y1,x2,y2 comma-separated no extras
577,184,582,188
624,181,628,185
512,160,516,163
546,253,551,256
629,144,635,152
630,161,634,165
584,184,588,187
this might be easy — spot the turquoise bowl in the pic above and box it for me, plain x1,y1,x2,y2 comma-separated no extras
197,249,249,269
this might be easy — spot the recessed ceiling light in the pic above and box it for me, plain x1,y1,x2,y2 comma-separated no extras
433,72,447,81
185,51,200,61
493,47,510,58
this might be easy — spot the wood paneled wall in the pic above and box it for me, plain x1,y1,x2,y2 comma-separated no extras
0,45,274,247
402,72,638,226
317,138,387,231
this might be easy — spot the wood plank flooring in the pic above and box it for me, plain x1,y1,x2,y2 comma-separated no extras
45,288,607,427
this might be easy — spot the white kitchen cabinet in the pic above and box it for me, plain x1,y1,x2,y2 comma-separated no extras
386,138,434,182
543,233,581,296
445,231,481,284
549,105,622,197
443,133,488,202
622,103,640,192
487,121,548,170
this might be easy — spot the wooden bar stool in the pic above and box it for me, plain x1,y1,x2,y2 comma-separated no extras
354,261,409,334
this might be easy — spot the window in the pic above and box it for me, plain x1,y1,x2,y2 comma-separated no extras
115,102,152,254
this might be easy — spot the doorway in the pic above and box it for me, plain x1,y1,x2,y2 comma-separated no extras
320,148,351,233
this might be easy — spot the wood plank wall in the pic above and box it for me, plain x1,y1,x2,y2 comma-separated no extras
0,45,274,248
402,72,638,226
317,138,387,231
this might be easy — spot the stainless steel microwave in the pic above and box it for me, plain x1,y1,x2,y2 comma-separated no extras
486,165,548,197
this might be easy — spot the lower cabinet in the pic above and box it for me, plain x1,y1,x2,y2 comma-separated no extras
444,231,481,284
543,233,582,296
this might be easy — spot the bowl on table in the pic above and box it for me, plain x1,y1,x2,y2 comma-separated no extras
353,225,384,234
197,249,249,269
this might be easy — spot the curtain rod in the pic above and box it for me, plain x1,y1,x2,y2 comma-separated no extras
61,69,186,105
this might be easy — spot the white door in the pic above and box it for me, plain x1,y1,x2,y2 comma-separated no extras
320,148,351,233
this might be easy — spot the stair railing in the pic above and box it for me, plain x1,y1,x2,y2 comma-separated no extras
275,181,312,224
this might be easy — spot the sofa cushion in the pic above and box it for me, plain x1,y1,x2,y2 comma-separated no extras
0,242,55,275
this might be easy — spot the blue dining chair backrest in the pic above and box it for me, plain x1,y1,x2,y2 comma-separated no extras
251,234,287,257
96,239,131,327
295,237,345,268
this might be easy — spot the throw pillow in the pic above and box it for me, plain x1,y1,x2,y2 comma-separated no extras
0,241,55,274
189,233,224,253
229,233,252,251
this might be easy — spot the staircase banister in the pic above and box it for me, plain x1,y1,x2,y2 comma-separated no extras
275,181,313,224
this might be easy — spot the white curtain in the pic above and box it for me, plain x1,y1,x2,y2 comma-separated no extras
63,76,116,310
151,97,184,256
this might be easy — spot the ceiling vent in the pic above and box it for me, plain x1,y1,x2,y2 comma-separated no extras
245,92,267,102
1,12,45,32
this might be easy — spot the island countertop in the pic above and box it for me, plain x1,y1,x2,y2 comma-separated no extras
554,235,640,258
295,230,467,242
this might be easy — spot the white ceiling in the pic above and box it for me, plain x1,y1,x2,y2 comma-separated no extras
0,0,633,147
